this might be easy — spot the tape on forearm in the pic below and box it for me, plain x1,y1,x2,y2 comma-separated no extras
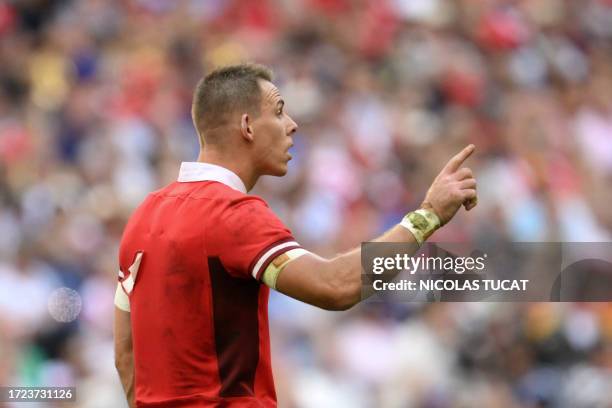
114,283,130,312
261,248,309,289
399,208,441,246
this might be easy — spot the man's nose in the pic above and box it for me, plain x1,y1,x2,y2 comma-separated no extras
287,115,298,135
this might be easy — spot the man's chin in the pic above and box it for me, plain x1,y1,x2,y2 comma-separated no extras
264,164,288,177
273,166,288,177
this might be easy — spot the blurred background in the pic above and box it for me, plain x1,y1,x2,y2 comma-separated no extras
0,0,611,406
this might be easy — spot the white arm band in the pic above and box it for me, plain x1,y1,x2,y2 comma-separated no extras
114,283,130,312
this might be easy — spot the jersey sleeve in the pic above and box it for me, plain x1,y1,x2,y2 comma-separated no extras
216,196,301,280
114,251,144,312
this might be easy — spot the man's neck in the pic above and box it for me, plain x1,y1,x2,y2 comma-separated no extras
196,149,258,192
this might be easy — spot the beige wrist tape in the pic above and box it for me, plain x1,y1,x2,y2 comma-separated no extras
399,208,441,246
261,248,309,289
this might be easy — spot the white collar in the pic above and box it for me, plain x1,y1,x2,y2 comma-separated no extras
177,162,247,194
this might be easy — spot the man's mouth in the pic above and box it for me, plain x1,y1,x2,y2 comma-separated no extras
287,141,294,160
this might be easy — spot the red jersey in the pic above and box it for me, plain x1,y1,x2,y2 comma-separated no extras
118,162,301,407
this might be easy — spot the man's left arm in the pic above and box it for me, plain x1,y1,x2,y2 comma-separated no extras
114,306,135,408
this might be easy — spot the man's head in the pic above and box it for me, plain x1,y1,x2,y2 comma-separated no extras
192,63,298,176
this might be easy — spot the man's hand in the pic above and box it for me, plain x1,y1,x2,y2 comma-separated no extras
421,144,478,226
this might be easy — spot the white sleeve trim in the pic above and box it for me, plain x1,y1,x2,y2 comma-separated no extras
251,241,300,279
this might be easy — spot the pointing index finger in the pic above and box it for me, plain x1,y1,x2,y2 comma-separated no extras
442,144,475,174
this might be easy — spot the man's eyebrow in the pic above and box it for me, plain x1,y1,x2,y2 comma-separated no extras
276,100,284,109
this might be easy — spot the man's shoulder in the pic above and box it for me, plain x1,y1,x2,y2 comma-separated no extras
158,181,272,211
127,182,271,225
152,180,250,201
123,181,277,234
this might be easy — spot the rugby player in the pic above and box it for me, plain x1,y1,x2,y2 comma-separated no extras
114,63,477,407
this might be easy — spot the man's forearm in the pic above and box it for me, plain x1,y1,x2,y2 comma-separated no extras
326,223,426,309
275,216,433,311
114,307,135,408
116,352,135,408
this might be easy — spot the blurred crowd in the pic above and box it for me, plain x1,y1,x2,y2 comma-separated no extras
0,0,611,406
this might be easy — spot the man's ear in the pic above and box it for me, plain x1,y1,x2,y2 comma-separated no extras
240,114,254,142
